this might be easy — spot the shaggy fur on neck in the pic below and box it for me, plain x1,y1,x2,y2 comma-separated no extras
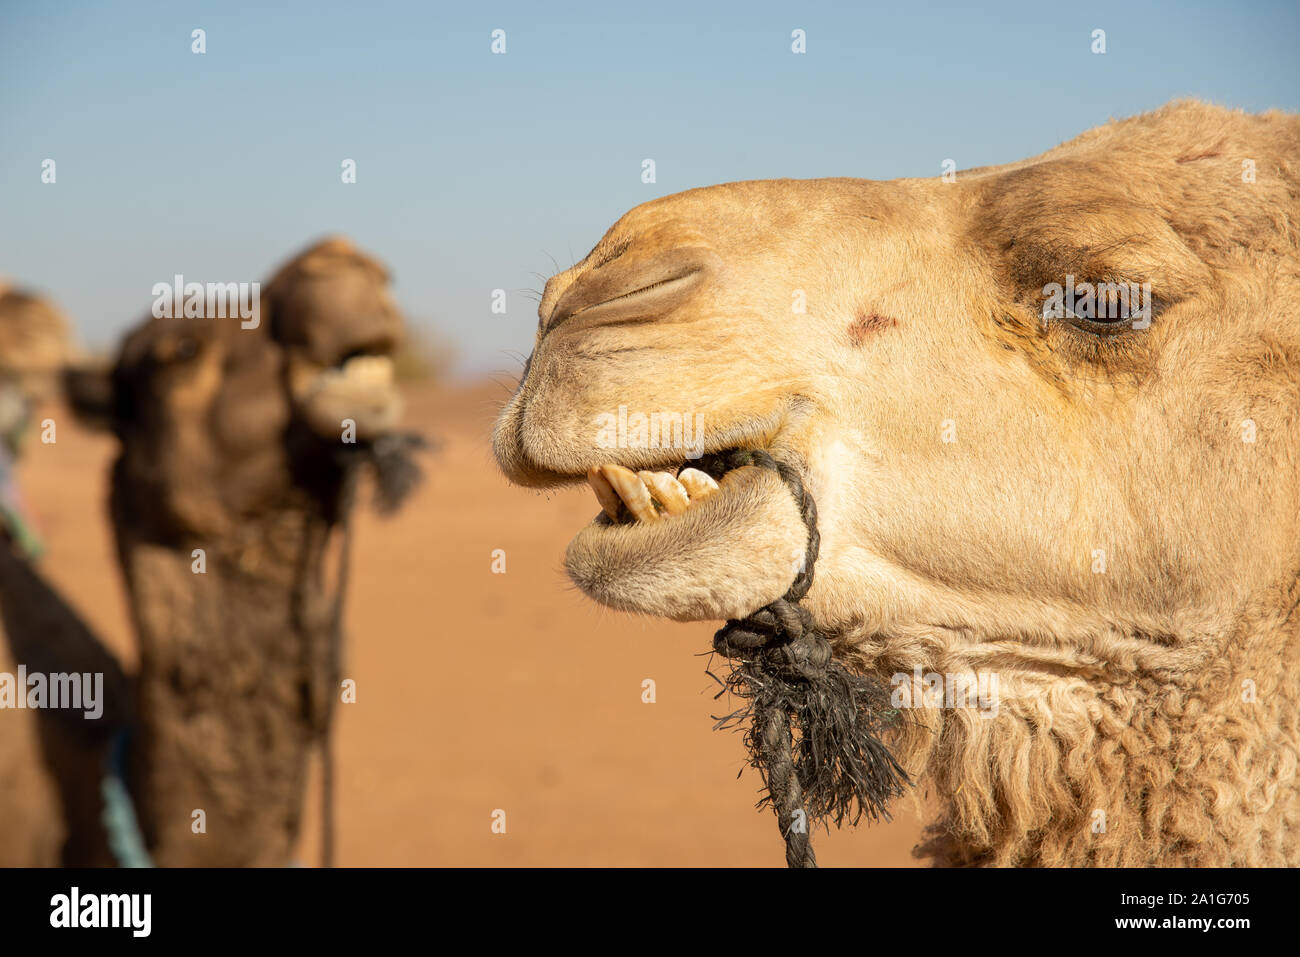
839,577,1300,866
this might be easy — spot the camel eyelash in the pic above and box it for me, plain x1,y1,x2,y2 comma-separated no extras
1038,278,1164,331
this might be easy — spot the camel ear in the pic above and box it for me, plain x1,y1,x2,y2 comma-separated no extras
62,364,116,433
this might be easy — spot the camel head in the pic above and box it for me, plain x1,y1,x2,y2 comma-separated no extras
67,236,410,544
497,99,1299,740
0,285,77,405
498,101,1300,864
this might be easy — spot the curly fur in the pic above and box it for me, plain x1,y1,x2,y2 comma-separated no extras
839,576,1300,865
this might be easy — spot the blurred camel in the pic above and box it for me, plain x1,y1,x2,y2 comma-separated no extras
1,239,421,865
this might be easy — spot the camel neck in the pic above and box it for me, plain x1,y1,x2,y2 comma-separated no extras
880,605,1300,866
115,499,339,866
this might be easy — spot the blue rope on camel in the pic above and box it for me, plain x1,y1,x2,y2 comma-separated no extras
696,449,909,868
102,727,152,868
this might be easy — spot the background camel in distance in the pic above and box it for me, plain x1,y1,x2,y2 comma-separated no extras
1,239,422,866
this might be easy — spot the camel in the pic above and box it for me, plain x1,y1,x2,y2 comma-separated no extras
0,282,77,404
0,286,128,867
495,100,1300,866
1,237,421,867
0,285,79,554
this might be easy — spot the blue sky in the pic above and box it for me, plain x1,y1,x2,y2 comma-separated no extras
2,0,1297,374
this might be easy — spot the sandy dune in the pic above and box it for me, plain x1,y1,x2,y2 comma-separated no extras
21,381,924,866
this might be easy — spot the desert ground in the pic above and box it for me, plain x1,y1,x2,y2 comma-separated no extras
21,379,924,866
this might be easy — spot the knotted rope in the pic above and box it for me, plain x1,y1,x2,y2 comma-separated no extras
697,449,909,868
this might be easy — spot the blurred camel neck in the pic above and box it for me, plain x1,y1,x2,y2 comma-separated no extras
112,484,341,867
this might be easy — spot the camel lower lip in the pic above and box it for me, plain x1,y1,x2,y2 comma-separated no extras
562,458,810,622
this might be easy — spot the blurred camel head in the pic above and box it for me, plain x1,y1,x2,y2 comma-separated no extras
497,101,1300,865
0,283,77,406
68,236,407,541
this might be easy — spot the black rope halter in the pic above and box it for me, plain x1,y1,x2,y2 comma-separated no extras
696,449,909,868
311,432,428,867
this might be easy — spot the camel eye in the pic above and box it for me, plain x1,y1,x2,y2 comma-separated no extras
1041,279,1161,334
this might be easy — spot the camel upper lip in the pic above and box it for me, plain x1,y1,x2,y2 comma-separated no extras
329,336,398,367
502,417,789,489
507,448,707,490
497,391,799,489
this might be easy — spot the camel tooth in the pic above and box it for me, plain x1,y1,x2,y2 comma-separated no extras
599,464,660,523
638,470,690,515
587,467,623,521
677,468,719,501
